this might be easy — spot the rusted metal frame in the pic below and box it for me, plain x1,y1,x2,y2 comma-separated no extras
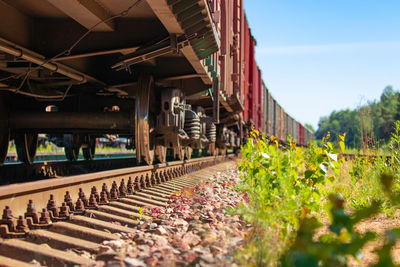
186,0,220,50
200,77,219,124
113,46,172,70
0,38,103,85
112,36,190,70
9,111,132,132
155,0,219,61
157,73,209,82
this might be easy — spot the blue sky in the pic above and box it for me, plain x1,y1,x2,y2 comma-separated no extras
243,0,400,130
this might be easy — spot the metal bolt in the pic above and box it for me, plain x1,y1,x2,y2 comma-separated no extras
127,177,134,194
40,208,51,224
16,216,29,233
47,194,59,217
25,200,39,224
75,198,84,212
89,193,99,208
59,202,70,217
119,179,127,197
91,186,100,202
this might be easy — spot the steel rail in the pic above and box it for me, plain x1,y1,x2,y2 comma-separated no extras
0,155,232,230
0,157,236,266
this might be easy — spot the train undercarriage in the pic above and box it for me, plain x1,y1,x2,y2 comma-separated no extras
0,0,243,166
0,73,240,166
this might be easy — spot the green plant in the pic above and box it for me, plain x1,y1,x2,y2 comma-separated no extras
235,130,336,265
132,206,143,221
237,122,400,266
280,194,379,267
280,172,400,267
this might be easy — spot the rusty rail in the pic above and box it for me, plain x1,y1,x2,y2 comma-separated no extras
0,155,234,266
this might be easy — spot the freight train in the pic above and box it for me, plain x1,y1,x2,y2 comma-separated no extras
0,0,313,166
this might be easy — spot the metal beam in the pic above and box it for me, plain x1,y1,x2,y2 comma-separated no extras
146,0,212,85
47,0,115,31
9,112,132,133
146,0,184,34
0,37,104,85
53,47,139,61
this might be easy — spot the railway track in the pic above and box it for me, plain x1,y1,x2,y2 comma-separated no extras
0,156,141,185
0,155,234,266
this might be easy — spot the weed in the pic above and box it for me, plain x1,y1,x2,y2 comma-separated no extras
235,131,336,265
236,122,400,265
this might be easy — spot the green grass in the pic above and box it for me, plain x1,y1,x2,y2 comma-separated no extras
235,122,400,266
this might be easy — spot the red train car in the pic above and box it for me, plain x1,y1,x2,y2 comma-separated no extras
218,0,244,104
243,15,252,129
298,124,305,146
242,14,264,133
208,0,246,152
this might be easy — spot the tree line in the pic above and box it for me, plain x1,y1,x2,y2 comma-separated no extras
314,86,399,148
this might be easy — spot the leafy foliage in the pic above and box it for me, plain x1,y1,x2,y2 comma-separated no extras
315,86,400,148
235,130,337,265
280,194,379,267
237,123,400,266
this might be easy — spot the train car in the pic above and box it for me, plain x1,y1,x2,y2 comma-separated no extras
0,0,241,166
268,93,274,137
293,120,298,143
305,127,313,144
243,14,252,134
242,12,264,134
206,0,246,154
263,83,269,136
256,67,263,132
298,123,306,146
280,107,285,142
275,103,281,141
287,114,293,142
0,0,312,166
284,112,289,142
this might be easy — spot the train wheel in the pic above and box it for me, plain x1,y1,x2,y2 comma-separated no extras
15,133,38,164
82,136,96,160
64,134,81,161
135,74,155,165
184,146,192,160
155,145,166,163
